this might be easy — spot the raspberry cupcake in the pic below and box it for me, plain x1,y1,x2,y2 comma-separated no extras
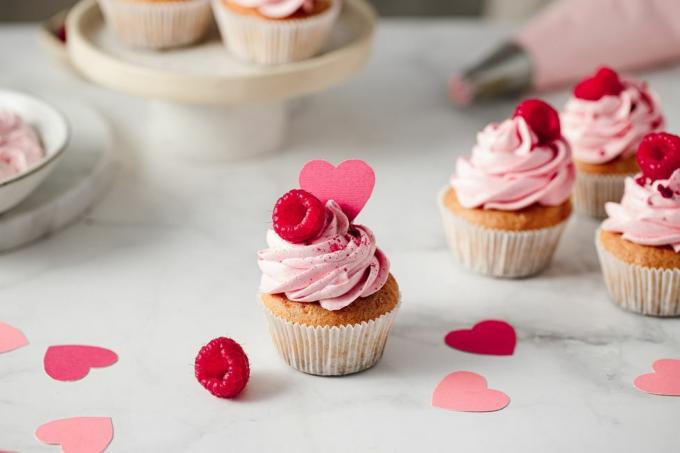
98,0,212,49
212,0,340,65
439,99,575,278
597,132,680,317
562,67,665,218
257,160,399,375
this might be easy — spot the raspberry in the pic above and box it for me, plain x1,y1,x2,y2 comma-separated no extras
573,66,624,100
272,189,325,243
195,337,250,399
513,99,561,144
636,132,680,182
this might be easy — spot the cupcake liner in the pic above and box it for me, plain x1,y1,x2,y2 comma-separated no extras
573,171,631,219
596,232,680,317
98,0,212,49
212,0,341,65
263,303,399,376
437,188,568,278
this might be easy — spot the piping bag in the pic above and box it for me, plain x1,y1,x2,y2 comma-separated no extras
450,0,680,105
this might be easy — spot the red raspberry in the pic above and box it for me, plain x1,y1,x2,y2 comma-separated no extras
636,132,680,182
272,189,325,243
513,98,561,144
573,66,624,100
195,337,250,399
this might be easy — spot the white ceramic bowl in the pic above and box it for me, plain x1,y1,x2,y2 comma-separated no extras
0,90,69,214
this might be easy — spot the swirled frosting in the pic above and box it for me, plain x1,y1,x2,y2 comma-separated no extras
0,112,44,183
258,200,390,311
562,79,664,164
450,116,575,211
603,170,680,252
231,0,316,18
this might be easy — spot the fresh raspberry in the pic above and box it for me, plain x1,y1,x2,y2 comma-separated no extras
513,98,561,144
636,132,680,182
573,66,625,100
272,189,325,243
195,337,250,399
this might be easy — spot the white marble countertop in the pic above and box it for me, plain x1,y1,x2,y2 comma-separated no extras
1,20,680,453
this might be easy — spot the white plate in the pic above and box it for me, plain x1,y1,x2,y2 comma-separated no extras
66,0,376,104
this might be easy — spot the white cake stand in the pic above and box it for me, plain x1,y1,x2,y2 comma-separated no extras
66,0,376,160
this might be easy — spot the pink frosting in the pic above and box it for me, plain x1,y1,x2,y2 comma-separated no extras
562,79,664,165
450,116,575,211
0,112,44,183
603,171,680,252
231,0,316,18
258,200,390,311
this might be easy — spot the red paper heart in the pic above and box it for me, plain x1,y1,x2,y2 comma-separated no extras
0,321,28,354
299,160,375,221
444,320,516,356
35,416,113,453
634,358,680,396
44,345,118,381
432,371,510,412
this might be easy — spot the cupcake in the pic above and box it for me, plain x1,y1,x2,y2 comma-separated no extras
257,160,399,376
562,67,664,218
596,132,680,317
98,0,212,49
212,0,340,65
439,99,575,278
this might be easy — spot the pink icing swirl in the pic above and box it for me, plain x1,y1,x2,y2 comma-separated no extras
603,170,680,252
0,112,44,183
450,116,575,211
562,79,664,165
231,0,317,18
258,200,390,311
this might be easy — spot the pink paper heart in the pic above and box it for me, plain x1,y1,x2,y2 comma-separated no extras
432,371,510,412
634,358,680,396
0,321,28,353
35,416,113,453
299,160,375,221
44,345,118,381
444,320,516,356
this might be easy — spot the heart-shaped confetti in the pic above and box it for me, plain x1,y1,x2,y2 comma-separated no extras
35,416,113,453
44,345,118,381
0,321,28,354
634,358,680,396
444,320,516,356
432,371,510,412
299,160,375,221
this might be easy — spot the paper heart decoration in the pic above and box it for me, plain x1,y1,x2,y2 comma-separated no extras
634,359,680,396
35,417,113,453
299,160,375,221
44,345,118,381
432,371,510,412
444,320,516,356
0,321,28,353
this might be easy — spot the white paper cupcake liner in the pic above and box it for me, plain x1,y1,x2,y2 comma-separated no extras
573,171,632,219
212,0,341,65
98,0,212,49
437,188,568,278
263,302,399,376
595,231,680,317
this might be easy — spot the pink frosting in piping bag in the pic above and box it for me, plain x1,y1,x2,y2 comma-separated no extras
258,200,390,311
450,116,575,211
562,79,664,164
603,170,680,252
0,111,44,183
231,0,316,18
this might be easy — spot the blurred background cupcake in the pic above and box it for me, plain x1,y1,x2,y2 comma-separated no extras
98,0,213,49
596,132,680,317
212,0,340,65
439,99,575,278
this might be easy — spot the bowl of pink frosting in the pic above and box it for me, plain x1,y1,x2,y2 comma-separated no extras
0,90,69,214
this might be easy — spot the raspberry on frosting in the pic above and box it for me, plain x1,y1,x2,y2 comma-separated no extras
272,189,325,244
573,67,625,101
637,132,680,182
513,98,561,145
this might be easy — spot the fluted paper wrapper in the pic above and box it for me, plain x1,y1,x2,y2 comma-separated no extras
596,232,680,317
438,188,568,278
212,0,341,65
263,303,399,376
98,0,212,49
573,171,630,219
